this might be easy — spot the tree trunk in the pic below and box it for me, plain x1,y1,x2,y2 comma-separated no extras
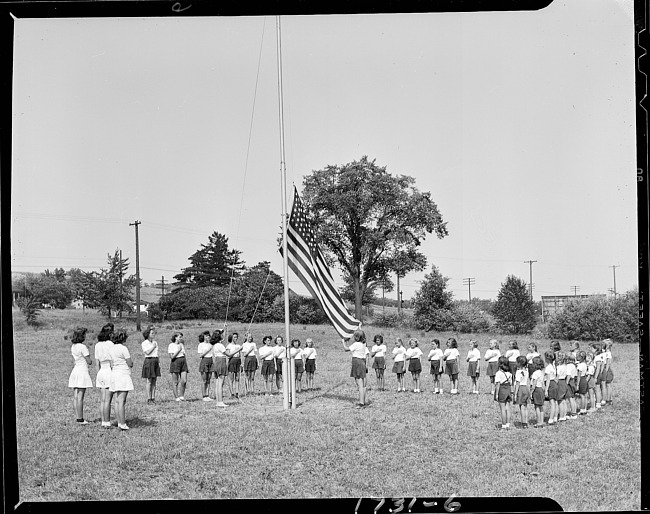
354,275,363,321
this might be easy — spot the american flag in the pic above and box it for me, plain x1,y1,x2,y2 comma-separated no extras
285,187,361,339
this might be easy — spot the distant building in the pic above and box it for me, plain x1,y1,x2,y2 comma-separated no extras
541,294,607,322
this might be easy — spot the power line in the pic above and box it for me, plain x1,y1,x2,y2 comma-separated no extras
524,260,537,301
462,277,475,302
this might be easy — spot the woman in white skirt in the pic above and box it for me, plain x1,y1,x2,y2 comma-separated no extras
141,326,160,404
109,329,134,430
94,323,115,428
68,327,93,424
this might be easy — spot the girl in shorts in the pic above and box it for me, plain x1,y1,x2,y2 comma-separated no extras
274,336,285,393
304,338,317,391
68,327,93,425
241,332,259,396
484,340,501,396
513,356,530,428
505,340,520,379
576,351,589,414
392,338,407,392
405,338,423,393
591,343,605,409
494,356,513,429
443,337,460,394
428,339,444,394
259,335,276,395
225,332,242,399
342,329,368,408
526,343,540,378
211,330,228,407
290,339,304,393
466,340,481,394
555,352,568,422
565,353,578,418
94,323,114,428
530,356,546,427
168,332,188,401
370,335,387,391
141,326,160,404
544,350,558,424
586,351,597,413
197,330,213,401
602,339,614,405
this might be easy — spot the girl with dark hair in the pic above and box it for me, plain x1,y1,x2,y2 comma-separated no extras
427,339,444,394
342,329,367,408
241,332,259,395
530,356,546,427
406,338,423,393
543,350,558,424
197,330,213,401
513,356,530,428
443,337,460,394
466,340,481,394
225,332,242,398
210,330,228,407
109,329,134,430
141,326,160,404
370,334,386,391
259,336,276,395
392,337,407,392
303,338,317,391
290,339,304,393
484,339,501,396
95,323,115,428
168,332,188,401
494,355,513,429
68,327,93,425
273,336,285,393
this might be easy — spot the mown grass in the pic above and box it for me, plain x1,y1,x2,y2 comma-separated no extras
11,308,640,509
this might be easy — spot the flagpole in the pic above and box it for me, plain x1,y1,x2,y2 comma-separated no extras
277,15,293,410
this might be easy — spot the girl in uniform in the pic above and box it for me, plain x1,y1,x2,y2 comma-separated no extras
168,332,188,401
466,340,481,394
427,339,444,394
526,343,540,378
505,341,520,380
259,336,276,395
565,353,578,418
210,330,228,407
585,351,597,413
197,330,213,401
290,339,305,393
494,356,513,429
392,338,407,392
342,329,368,408
141,326,160,404
484,340,501,396
513,356,530,428
226,332,242,399
443,337,460,394
241,332,259,396
603,339,614,405
370,335,387,392
555,352,568,422
530,356,546,427
109,329,134,430
68,327,93,425
304,338,317,391
94,323,115,428
544,350,558,424
576,351,589,414
273,336,285,393
591,343,605,410
405,338,423,393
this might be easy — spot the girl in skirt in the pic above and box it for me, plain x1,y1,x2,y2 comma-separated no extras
225,332,242,399
427,339,444,394
530,356,546,427
141,326,160,404
505,340,520,380
304,338,317,391
241,332,259,396
526,343,540,378
392,337,407,392
68,327,93,425
569,341,580,361
603,339,614,405
370,335,386,391
513,356,530,428
555,352,568,422
443,337,460,394
591,343,605,410
290,339,305,393
168,332,188,401
405,338,423,393
565,352,578,418
197,330,213,401
211,330,228,407
494,356,513,429
259,335,276,395
94,323,115,428
585,351,597,413
342,329,367,408
274,336,285,393
576,350,589,414
484,339,501,396
466,340,481,394
109,329,134,430
543,350,558,424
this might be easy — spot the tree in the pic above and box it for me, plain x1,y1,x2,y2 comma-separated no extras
493,275,537,334
412,264,454,330
301,156,448,319
93,250,138,318
30,273,74,308
229,261,284,322
174,231,244,288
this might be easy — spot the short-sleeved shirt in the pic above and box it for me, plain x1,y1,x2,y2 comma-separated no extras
444,348,460,361
110,344,131,371
168,342,185,358
485,349,500,362
405,347,423,360
349,342,367,359
466,348,480,362
544,364,557,381
226,343,242,358
273,345,285,360
213,342,227,358
577,362,587,376
72,343,90,366
506,349,520,362
197,342,213,359
566,363,577,378
303,347,317,360
392,346,406,362
259,345,275,361
372,344,387,358
290,347,304,360
531,369,544,388
515,368,529,386
556,363,568,380
241,342,257,358
428,348,443,361
494,370,512,385
95,340,114,363
526,351,540,364
142,339,159,358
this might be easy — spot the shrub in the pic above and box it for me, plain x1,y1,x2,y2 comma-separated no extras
449,302,495,333
18,297,41,327
373,311,413,329
493,275,537,334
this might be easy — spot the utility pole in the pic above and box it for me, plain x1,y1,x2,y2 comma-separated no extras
399,290,404,310
524,260,537,301
396,273,401,314
610,265,619,298
158,276,166,297
571,285,580,297
129,220,142,331
463,277,475,302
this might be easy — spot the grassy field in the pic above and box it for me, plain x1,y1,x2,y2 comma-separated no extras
11,308,641,509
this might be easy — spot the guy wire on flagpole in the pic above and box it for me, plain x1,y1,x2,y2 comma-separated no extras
277,15,294,410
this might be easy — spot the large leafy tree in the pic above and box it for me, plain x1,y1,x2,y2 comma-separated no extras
229,261,284,323
301,156,448,319
493,275,537,334
174,231,244,288
30,273,75,309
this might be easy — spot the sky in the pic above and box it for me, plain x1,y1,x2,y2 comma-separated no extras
10,0,638,304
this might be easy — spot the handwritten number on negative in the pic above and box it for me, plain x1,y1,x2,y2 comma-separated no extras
172,2,191,12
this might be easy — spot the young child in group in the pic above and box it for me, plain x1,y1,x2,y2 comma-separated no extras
427,339,444,394
585,351,597,414
591,343,604,409
576,350,589,415
466,340,481,394
197,330,213,401
555,352,568,422
210,330,229,407
505,340,520,380
392,338,407,392
526,343,540,379
290,339,304,393
603,339,614,405
550,340,561,354
543,350,558,424
241,332,259,395
370,335,387,392
168,332,188,401
494,356,513,429
443,338,460,394
258,335,276,395
569,341,580,361
273,336,285,393
68,327,93,425
484,339,501,396
513,356,531,428
405,338,424,392
225,332,243,399
303,338,317,391
530,356,546,427
565,352,578,418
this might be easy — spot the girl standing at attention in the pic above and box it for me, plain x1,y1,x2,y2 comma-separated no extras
109,329,134,430
303,338,317,391
565,353,578,418
94,323,115,428
555,352,568,422
526,343,540,379
68,327,93,425
569,341,580,361
484,340,501,396
197,330,213,401
544,350,558,424
259,336,276,395
494,356,513,429
443,337,461,394
585,351,597,413
342,329,368,408
513,356,531,428
290,339,305,393
210,330,229,407
576,351,589,414
405,338,423,393
427,339,444,394
466,340,481,394
168,332,188,401
392,338,407,392
241,333,259,396
273,336,285,394
225,332,242,399
530,356,546,427
141,326,160,404
591,343,604,410
603,339,614,405
505,340,520,379
370,335,387,392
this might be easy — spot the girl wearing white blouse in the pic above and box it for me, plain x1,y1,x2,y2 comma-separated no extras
210,330,229,407
241,333,259,396
68,327,93,425
427,339,444,394
225,332,243,399
370,335,387,392
273,336,285,393
141,326,160,404
405,338,424,393
484,340,501,396
197,330,213,401
443,338,460,394
168,332,188,401
109,329,134,430
259,336,276,395
392,338,407,392
94,323,115,428
342,329,367,408
466,340,481,394
303,338,317,391
290,339,305,393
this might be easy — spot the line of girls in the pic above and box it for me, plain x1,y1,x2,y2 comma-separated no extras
492,339,615,429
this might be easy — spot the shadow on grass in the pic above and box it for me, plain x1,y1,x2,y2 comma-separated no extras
125,415,158,428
